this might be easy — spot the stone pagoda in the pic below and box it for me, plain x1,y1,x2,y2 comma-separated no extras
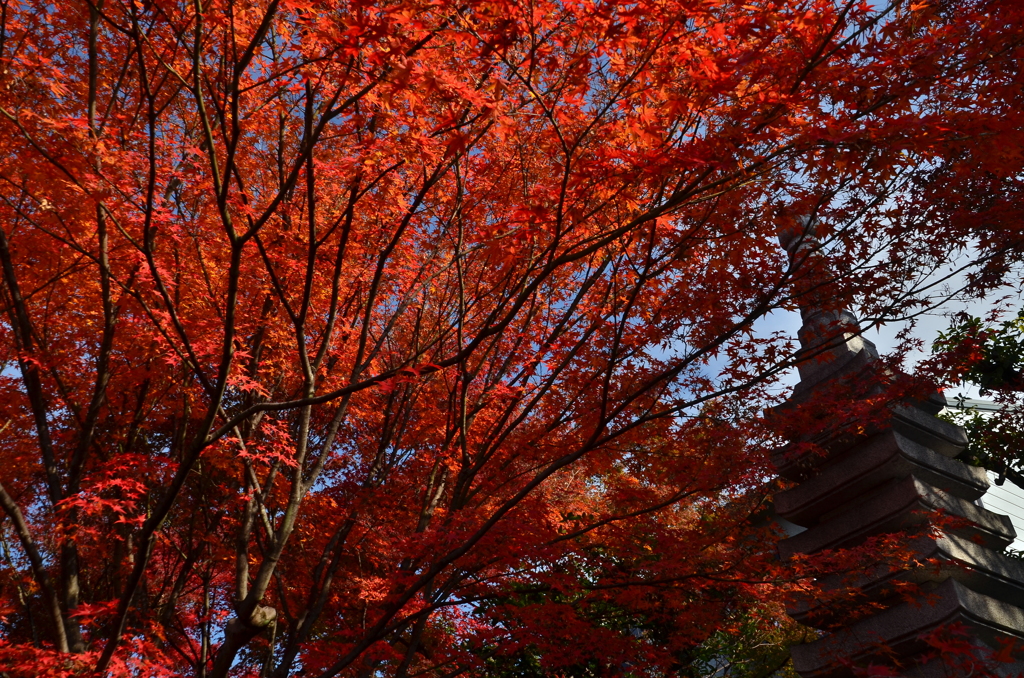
774,223,1024,677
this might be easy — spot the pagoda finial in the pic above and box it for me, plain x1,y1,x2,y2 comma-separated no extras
778,215,878,391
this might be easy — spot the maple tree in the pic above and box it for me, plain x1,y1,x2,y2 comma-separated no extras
0,0,1021,675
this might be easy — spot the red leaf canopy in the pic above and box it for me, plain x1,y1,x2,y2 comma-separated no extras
0,0,1020,675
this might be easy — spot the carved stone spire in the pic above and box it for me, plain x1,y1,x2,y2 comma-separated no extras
778,216,878,395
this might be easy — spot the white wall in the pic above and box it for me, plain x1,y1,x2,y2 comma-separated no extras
980,472,1024,553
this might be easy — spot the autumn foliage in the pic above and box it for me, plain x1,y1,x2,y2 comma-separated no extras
0,0,1021,675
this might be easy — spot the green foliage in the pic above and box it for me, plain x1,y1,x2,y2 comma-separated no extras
474,593,806,678
941,402,1024,486
933,311,1024,488
934,311,1024,393
686,610,806,678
